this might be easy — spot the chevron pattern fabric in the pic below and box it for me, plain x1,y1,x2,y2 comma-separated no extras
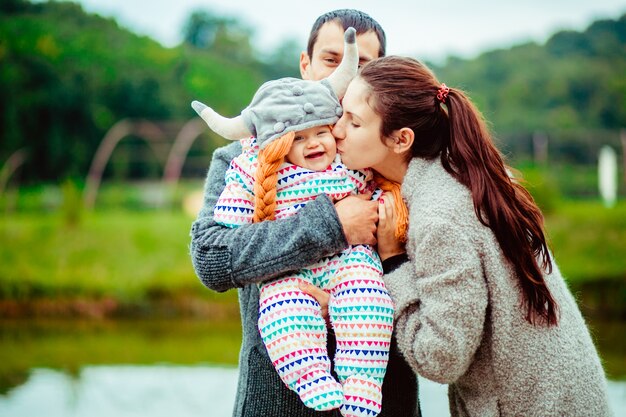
214,138,393,415
258,245,393,416
213,138,370,228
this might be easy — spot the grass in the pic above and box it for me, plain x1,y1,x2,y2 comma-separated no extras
546,201,626,281
0,196,624,387
0,209,235,303
0,188,624,302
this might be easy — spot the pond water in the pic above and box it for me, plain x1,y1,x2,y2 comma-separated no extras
0,366,240,417
0,318,624,416
1,365,625,416
0,366,454,417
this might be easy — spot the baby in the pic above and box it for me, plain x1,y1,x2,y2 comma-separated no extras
192,28,393,417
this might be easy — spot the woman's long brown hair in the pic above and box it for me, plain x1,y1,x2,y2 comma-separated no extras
360,56,558,326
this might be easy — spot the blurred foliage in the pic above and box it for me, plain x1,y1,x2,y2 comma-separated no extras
0,1,298,183
430,14,626,184
515,165,562,214
516,157,625,200
0,179,203,212
545,201,626,282
60,177,83,226
0,210,206,301
182,10,255,63
0,1,624,193
0,319,242,394
0,198,624,303
432,14,626,133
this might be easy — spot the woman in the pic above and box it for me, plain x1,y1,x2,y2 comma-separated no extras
329,56,611,416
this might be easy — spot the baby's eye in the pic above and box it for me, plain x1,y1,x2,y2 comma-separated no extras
294,135,305,141
351,122,360,128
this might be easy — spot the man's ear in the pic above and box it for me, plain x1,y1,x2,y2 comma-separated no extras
300,51,311,80
392,127,415,154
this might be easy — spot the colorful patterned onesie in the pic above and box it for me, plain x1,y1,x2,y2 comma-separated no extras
214,138,394,417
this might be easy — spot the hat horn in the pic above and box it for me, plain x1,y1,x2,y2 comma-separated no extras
325,27,358,99
191,101,251,140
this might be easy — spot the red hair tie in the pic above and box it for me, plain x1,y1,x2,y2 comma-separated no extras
437,83,450,103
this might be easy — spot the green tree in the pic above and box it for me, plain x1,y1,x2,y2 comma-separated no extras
182,10,254,63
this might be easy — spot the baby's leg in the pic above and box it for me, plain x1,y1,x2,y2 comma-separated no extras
329,246,395,417
258,275,343,411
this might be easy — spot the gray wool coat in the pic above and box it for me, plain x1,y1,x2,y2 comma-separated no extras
384,157,612,417
190,142,420,417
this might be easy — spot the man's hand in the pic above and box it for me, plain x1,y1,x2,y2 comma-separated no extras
334,193,378,246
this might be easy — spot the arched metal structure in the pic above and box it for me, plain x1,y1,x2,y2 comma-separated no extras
162,117,207,185
0,148,28,196
83,119,168,208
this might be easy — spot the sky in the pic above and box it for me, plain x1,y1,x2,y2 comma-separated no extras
65,0,626,62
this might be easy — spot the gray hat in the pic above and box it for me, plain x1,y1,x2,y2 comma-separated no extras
191,27,358,150
240,78,342,149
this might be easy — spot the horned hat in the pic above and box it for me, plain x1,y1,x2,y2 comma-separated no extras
191,27,359,150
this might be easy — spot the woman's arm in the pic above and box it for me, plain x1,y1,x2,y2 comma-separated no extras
383,220,488,384
190,143,377,293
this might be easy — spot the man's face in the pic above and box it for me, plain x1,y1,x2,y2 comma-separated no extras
300,21,381,81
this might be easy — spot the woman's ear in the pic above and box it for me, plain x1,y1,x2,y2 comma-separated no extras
392,127,414,154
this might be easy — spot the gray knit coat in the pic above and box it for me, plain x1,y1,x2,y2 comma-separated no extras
384,157,612,417
190,142,420,417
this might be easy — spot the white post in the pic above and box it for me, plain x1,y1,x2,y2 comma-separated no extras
598,145,617,208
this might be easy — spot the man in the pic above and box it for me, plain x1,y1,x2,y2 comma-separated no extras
190,9,420,417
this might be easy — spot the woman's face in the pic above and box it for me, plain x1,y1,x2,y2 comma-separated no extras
333,77,393,171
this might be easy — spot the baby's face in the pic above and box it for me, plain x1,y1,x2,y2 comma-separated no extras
286,125,337,171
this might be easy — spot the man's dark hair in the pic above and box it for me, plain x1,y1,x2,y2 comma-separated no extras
307,9,386,58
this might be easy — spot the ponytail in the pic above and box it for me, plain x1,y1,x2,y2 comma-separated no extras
444,90,557,326
253,132,295,222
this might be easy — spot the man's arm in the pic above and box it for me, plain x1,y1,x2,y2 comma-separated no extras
190,142,377,293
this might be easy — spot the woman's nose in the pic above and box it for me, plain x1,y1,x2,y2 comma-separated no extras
332,118,345,139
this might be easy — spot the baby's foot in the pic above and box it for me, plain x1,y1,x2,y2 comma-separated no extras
295,369,343,411
340,374,383,417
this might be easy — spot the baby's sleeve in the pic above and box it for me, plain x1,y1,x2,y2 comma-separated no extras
213,153,256,227
347,167,375,195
